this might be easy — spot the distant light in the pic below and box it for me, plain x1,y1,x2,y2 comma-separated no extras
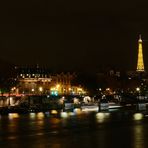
73,98,79,104
96,113,105,120
10,97,13,106
133,113,143,121
8,113,19,120
136,87,140,92
78,88,82,91
51,90,58,96
11,87,16,91
30,113,36,119
74,108,81,114
68,112,75,116
96,113,106,123
104,112,110,117
106,88,110,91
56,84,60,89
96,112,110,123
55,92,58,96
59,98,64,104
39,87,43,92
37,112,44,119
61,112,68,118
51,110,58,115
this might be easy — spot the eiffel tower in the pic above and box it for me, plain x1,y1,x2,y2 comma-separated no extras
136,35,145,72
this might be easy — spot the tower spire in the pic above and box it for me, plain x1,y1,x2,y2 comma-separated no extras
136,35,145,72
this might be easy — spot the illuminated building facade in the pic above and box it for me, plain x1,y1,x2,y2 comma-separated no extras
16,66,86,95
16,66,52,94
137,35,145,72
50,73,76,95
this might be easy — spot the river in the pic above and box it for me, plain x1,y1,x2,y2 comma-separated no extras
0,110,148,148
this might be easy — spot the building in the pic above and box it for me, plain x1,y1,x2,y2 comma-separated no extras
49,72,75,95
15,66,86,95
16,66,52,94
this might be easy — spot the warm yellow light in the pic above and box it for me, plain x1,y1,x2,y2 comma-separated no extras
59,98,64,104
77,88,82,91
96,112,110,123
133,113,143,121
136,87,140,92
73,98,79,104
11,87,16,91
69,88,72,91
56,84,60,89
39,87,43,92
8,113,19,120
37,112,44,119
106,88,110,91
51,110,58,115
50,87,55,91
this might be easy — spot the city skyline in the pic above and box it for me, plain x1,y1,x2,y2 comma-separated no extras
0,34,147,73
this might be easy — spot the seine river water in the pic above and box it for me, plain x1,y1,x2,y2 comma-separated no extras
0,110,148,148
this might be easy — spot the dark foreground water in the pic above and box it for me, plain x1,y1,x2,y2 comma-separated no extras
0,110,148,148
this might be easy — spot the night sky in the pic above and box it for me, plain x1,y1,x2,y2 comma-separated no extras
0,0,148,72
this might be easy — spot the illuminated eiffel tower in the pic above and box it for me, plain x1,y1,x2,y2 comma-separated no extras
136,35,145,72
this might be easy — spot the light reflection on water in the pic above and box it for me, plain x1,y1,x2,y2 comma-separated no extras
29,113,36,119
133,125,144,148
8,113,19,120
96,112,110,123
1,111,148,148
51,110,58,115
50,118,61,124
36,112,45,119
133,113,144,121
73,108,82,115
61,112,69,118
